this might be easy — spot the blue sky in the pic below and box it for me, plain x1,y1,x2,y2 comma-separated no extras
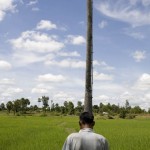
0,0,150,110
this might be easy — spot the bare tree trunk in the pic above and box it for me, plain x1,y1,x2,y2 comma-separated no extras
84,0,93,114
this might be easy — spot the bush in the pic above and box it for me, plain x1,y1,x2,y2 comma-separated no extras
107,115,114,119
126,114,136,119
119,109,127,119
40,113,47,117
16,112,21,116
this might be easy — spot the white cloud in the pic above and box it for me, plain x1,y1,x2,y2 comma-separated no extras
129,0,138,5
37,74,66,82
31,83,53,94
95,95,110,104
27,0,38,6
58,51,80,57
53,91,75,103
132,50,146,62
32,7,39,11
12,52,45,65
94,82,125,95
133,73,150,90
53,91,68,99
142,0,150,6
95,0,150,27
10,30,64,53
98,20,108,29
125,32,145,40
66,35,86,45
31,88,48,94
36,20,57,30
45,59,114,70
0,60,12,70
79,21,85,26
0,78,15,85
94,60,115,70
119,91,136,102
1,87,23,97
0,0,16,21
45,58,85,68
93,71,113,81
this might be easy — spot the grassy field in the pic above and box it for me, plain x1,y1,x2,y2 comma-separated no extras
0,114,150,150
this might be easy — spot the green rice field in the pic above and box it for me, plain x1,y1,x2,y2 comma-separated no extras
0,114,150,150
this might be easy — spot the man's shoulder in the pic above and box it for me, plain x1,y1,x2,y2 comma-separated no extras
93,132,107,141
67,132,80,138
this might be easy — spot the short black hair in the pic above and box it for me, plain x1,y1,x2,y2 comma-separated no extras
79,112,94,124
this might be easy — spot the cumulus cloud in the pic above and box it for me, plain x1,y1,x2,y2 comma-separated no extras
93,71,113,81
132,50,146,62
37,74,66,82
27,0,38,6
36,20,57,30
141,0,150,6
58,51,80,57
95,95,110,104
10,30,64,53
133,73,150,90
95,0,150,27
98,20,108,29
32,7,39,11
0,78,15,85
129,0,150,7
45,58,115,70
31,88,48,94
12,51,46,66
0,60,12,70
31,83,53,94
45,58,85,68
0,0,16,21
94,60,115,70
53,91,75,103
66,35,86,45
94,82,125,95
1,87,23,97
125,31,145,40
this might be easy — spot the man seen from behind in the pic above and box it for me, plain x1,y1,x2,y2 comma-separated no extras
62,112,109,150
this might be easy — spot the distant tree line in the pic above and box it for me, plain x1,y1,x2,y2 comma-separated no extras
0,97,150,118
0,98,30,115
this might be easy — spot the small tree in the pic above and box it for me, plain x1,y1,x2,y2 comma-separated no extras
20,98,30,113
55,103,61,112
40,96,49,113
6,101,13,113
93,105,99,113
0,103,6,110
68,101,74,115
119,107,127,119
125,100,131,113
76,101,83,114
13,100,21,115
64,101,68,114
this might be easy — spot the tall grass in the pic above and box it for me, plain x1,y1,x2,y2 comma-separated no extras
0,115,150,150
95,119,150,150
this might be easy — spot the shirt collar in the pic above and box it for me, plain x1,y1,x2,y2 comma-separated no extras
79,128,93,133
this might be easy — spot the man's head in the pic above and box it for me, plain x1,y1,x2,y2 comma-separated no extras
79,112,95,129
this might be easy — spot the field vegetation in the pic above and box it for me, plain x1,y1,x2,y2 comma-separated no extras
0,113,150,150
0,97,150,149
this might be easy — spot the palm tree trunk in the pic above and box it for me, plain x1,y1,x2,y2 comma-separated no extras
84,0,93,114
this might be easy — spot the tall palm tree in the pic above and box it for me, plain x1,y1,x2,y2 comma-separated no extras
84,0,93,114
